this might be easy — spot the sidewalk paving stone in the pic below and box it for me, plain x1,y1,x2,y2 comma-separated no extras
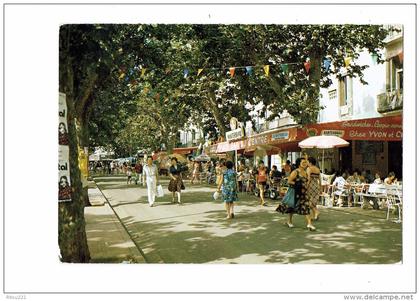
84,181,146,263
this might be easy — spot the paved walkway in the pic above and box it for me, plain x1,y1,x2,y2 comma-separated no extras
84,182,146,263
92,175,402,264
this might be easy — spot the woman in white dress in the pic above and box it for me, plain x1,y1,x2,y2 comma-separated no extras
143,156,159,207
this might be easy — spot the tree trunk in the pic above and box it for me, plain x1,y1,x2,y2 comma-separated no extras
58,26,91,262
308,51,322,103
58,92,91,262
206,90,227,138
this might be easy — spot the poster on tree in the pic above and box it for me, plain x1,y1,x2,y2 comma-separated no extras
59,93,69,146
59,93,72,202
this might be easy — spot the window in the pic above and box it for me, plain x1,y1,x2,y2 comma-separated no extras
397,69,403,90
328,89,337,100
339,76,353,107
192,130,196,142
388,56,403,92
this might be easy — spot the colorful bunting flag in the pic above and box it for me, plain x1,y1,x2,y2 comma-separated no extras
344,57,352,67
323,59,331,72
229,67,236,77
183,68,189,78
245,66,253,76
281,64,289,74
197,68,204,76
263,65,270,76
119,72,125,80
304,61,311,75
141,68,147,77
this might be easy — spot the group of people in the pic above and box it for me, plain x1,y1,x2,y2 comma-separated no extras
327,169,399,208
141,156,186,207
274,157,321,231
324,168,399,186
214,156,322,230
133,154,400,230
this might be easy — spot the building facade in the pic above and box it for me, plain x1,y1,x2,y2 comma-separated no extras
316,24,403,178
185,25,403,179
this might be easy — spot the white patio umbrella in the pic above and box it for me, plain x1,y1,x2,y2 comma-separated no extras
194,153,211,162
298,135,350,170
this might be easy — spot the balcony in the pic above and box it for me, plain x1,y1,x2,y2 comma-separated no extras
377,89,403,114
384,24,403,43
250,115,297,134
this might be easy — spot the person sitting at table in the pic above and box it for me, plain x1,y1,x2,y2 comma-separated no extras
384,172,397,185
364,170,374,183
347,171,361,184
359,170,368,183
332,172,349,207
373,172,383,184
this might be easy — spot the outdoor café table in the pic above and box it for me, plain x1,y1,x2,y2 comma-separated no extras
360,183,388,210
350,183,370,207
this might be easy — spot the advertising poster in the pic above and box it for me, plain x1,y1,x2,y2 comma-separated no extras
59,93,72,202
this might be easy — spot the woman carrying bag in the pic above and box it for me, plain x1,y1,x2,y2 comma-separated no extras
217,160,238,219
275,157,316,231
168,157,184,204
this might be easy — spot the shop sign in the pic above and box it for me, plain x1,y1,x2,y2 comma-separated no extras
226,128,244,141
271,131,289,141
247,134,268,147
298,116,403,141
321,130,345,137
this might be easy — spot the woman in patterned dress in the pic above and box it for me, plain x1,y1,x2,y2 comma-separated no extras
168,157,184,204
217,160,238,219
275,157,316,231
306,157,322,221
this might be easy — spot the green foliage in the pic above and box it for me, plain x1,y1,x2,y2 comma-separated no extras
63,24,390,154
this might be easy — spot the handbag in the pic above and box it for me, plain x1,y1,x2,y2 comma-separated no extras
156,185,164,197
282,187,295,208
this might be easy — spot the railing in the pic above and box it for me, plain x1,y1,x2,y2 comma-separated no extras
249,115,297,134
377,89,403,113
384,24,403,42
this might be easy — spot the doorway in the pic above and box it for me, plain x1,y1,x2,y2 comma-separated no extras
388,141,402,179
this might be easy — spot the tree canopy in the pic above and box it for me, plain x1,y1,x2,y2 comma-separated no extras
81,24,389,155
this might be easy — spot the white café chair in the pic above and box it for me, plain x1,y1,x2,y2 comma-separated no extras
352,183,369,207
385,184,403,223
332,182,350,207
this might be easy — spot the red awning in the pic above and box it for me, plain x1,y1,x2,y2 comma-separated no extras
172,147,197,155
297,115,402,141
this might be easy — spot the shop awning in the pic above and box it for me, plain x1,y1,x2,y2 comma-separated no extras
297,115,402,141
172,147,198,155
212,115,402,154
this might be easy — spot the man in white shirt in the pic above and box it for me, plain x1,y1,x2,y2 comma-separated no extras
143,157,159,207
332,173,349,206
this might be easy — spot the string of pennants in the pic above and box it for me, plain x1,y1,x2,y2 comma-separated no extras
119,52,396,83
121,59,326,80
